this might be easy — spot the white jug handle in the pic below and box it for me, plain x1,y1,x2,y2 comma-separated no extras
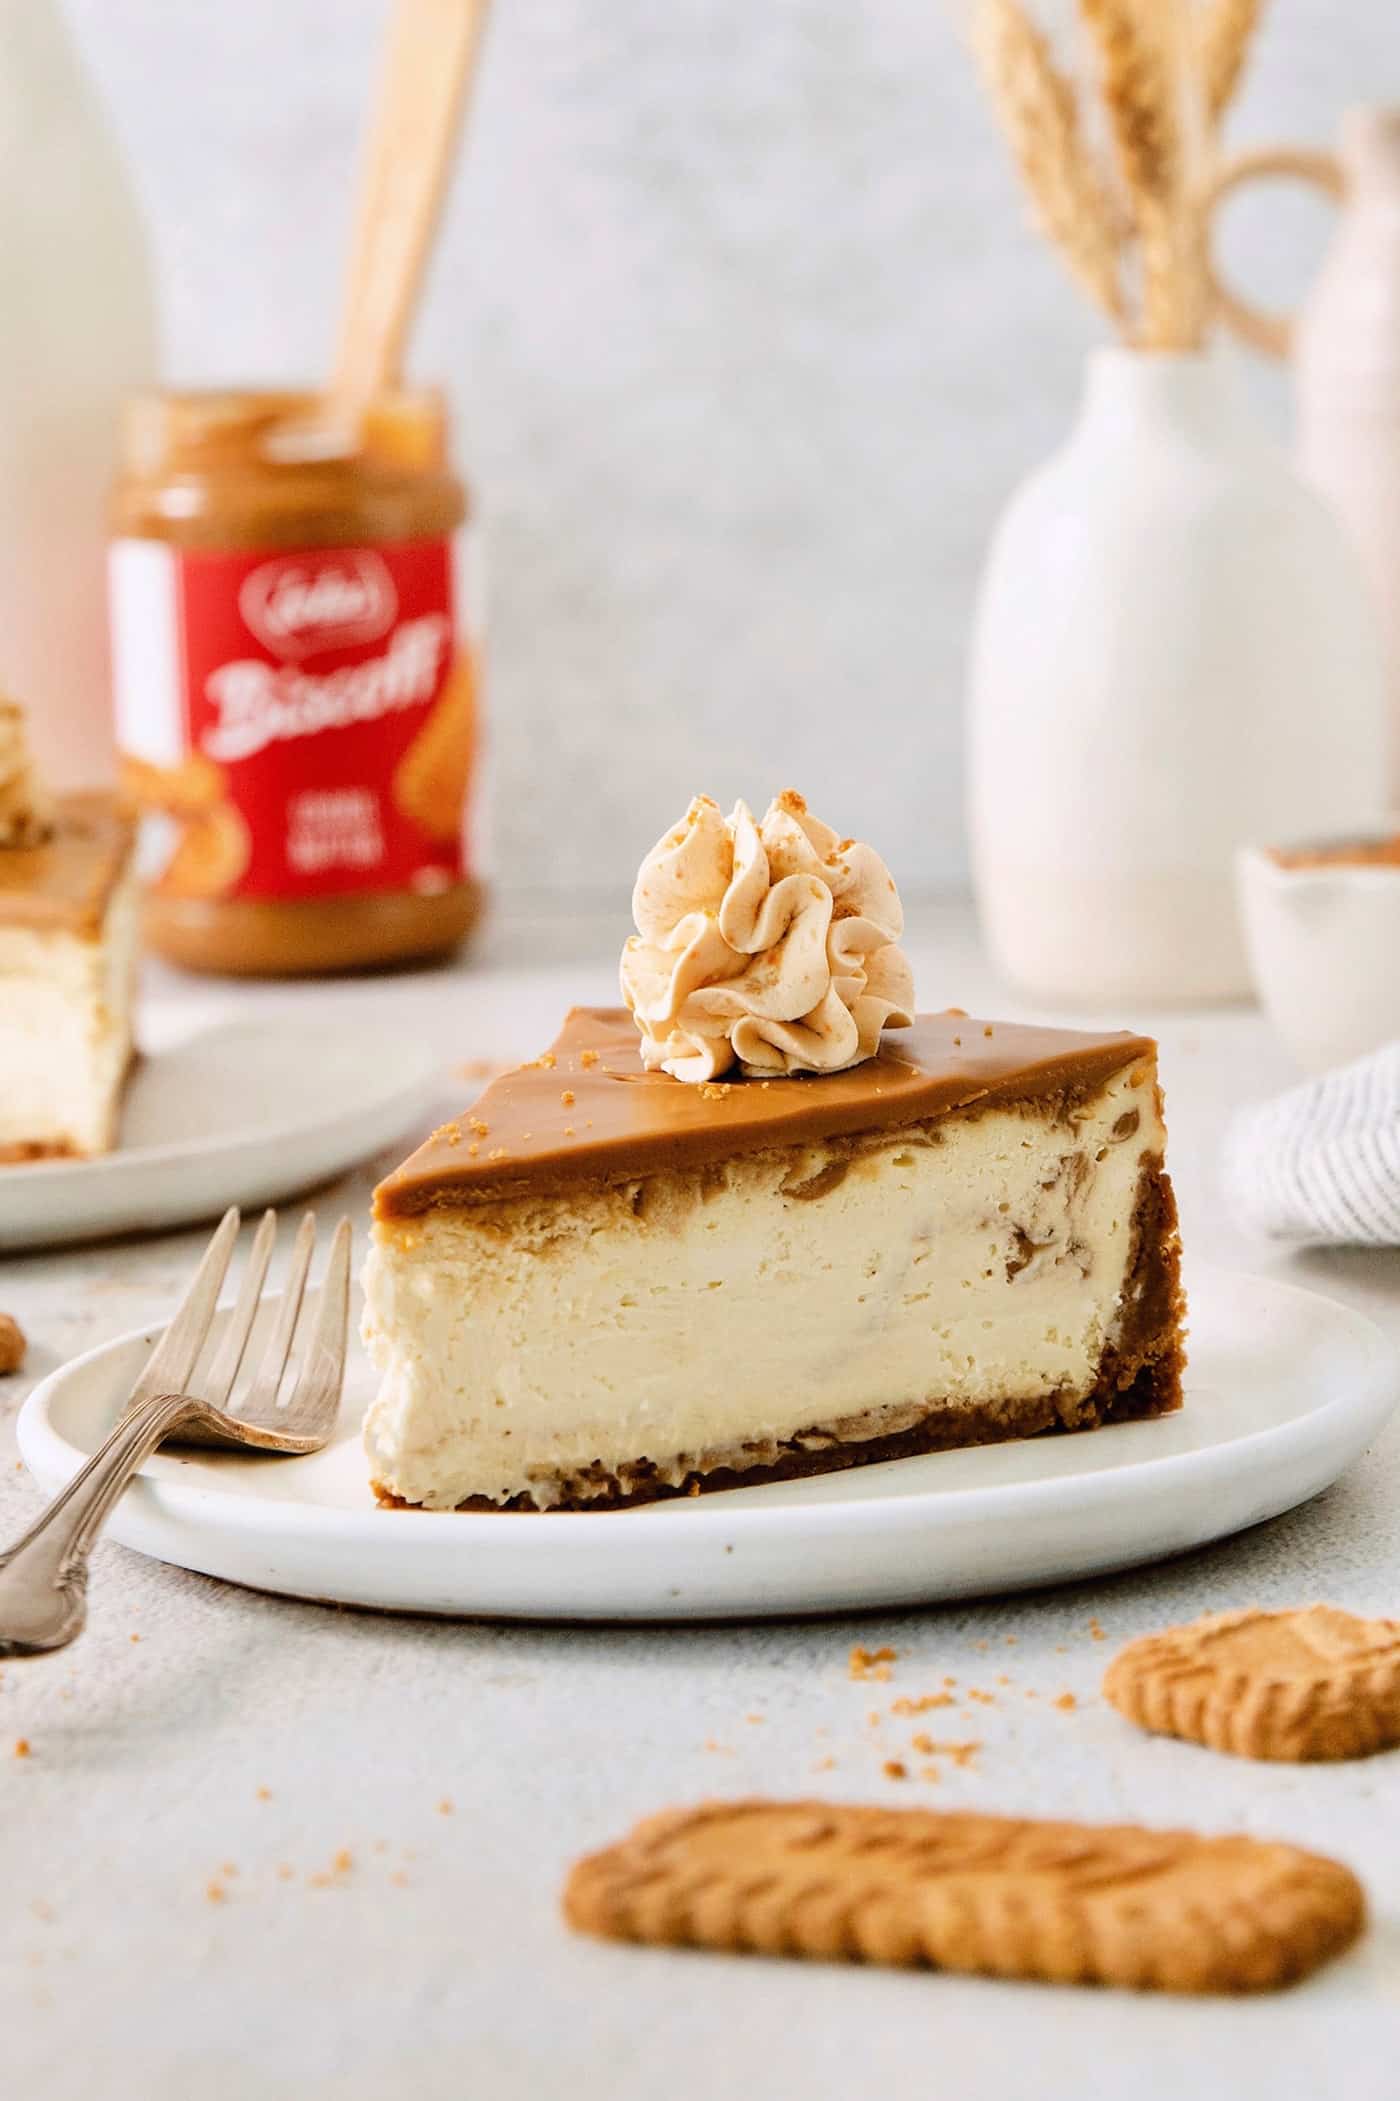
1205,145,1346,360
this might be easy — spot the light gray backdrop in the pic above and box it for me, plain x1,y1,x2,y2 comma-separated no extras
64,0,1396,906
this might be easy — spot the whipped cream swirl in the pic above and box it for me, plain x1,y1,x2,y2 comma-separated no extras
0,698,54,848
620,790,915,1082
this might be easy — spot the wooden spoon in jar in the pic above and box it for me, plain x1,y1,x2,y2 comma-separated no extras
269,0,492,460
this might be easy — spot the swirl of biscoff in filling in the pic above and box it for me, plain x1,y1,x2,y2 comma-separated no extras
0,698,55,849
620,790,915,1082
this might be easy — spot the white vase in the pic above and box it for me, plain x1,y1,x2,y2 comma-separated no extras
0,0,158,789
966,347,1387,1008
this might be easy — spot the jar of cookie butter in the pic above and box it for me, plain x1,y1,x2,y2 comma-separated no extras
108,388,483,976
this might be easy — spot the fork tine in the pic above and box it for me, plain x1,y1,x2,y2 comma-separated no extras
126,1207,240,1411
200,1209,277,1409
242,1211,317,1415
281,1217,353,1436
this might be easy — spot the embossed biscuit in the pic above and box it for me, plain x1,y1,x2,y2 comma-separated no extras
1105,1605,1400,1762
392,656,476,843
562,1799,1364,1994
156,801,252,901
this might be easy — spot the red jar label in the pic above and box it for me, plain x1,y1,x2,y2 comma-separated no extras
109,535,475,902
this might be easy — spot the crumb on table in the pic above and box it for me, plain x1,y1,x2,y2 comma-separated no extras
849,1643,897,1682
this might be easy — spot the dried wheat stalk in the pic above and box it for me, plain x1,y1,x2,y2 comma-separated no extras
968,0,1264,351
971,0,1125,328
1198,0,1264,128
1079,0,1205,349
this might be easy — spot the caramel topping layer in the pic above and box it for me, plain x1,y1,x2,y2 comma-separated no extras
374,1007,1156,1218
0,793,136,935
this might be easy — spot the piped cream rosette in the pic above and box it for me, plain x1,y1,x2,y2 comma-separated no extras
621,790,915,1082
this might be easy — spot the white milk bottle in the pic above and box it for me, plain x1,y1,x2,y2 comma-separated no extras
0,0,157,787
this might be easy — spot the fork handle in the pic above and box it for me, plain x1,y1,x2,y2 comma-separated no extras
0,1393,198,1658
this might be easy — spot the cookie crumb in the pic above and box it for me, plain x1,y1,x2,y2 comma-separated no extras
883,1760,908,1780
891,1693,954,1715
1054,1692,1078,1712
13,1738,30,1759
256,1786,272,1801
438,1799,454,1816
849,1643,896,1682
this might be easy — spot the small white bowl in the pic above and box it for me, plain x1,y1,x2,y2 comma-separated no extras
1237,835,1400,1072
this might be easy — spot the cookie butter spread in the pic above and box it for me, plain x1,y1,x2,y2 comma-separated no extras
109,388,482,977
620,791,915,1081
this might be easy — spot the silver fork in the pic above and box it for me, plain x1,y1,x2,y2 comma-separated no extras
0,1206,352,1659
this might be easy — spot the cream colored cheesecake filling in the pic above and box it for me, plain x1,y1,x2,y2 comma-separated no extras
362,1060,1161,1510
0,865,139,1155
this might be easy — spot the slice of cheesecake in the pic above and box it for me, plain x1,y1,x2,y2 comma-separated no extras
0,792,140,1160
362,1007,1185,1510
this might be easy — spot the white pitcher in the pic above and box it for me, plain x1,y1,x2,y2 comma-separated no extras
0,0,158,789
967,347,1386,1007
1211,105,1400,813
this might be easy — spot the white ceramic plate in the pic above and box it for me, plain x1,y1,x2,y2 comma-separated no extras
17,1265,1397,1620
0,1021,439,1251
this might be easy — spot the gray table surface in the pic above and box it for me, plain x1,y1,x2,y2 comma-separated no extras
3,902,1399,2100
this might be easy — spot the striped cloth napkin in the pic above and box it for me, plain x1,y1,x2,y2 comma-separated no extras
1223,1043,1400,1246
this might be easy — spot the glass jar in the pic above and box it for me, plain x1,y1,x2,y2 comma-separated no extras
109,387,483,976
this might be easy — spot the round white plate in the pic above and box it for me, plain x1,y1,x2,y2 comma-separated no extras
17,1265,1398,1620
0,1021,439,1251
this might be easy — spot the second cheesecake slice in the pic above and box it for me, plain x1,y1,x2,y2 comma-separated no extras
363,1007,1185,1510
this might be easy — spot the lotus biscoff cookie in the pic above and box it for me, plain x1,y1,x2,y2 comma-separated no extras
1105,1605,1400,1762
562,1799,1364,1995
